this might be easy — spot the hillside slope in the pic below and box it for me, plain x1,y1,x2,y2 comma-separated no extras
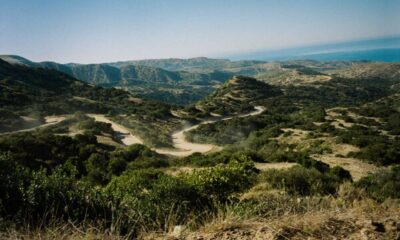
0,59,133,114
0,59,177,135
196,76,282,115
0,55,234,105
107,57,265,72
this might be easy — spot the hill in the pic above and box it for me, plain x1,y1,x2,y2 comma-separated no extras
107,57,266,73
196,76,282,115
0,59,176,135
0,59,134,114
1,58,400,239
327,62,400,81
0,55,234,105
0,55,233,85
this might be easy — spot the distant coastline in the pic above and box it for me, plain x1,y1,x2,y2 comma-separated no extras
228,36,400,62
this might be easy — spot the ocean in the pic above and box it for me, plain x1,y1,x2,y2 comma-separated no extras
228,36,400,62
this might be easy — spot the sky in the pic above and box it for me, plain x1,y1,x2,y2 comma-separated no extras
0,0,399,63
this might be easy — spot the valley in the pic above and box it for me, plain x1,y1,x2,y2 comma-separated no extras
1,1,399,238
0,57,399,239
4,106,264,157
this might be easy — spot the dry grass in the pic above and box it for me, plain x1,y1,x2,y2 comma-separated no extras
163,166,197,176
152,194,400,240
275,125,379,181
95,135,123,147
254,162,297,171
313,154,378,181
1,221,127,240
3,185,399,240
72,96,97,104
163,163,297,177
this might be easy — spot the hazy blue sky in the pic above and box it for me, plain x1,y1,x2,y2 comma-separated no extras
1,0,399,63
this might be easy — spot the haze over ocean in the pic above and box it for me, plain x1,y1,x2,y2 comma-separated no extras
227,36,400,62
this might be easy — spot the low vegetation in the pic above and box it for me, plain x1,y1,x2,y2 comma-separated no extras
0,59,399,238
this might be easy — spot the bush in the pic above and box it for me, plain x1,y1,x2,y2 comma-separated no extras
0,152,28,216
109,144,168,172
260,165,351,196
179,150,262,167
350,142,400,166
127,157,169,170
386,113,400,135
104,169,205,232
355,165,400,202
181,159,259,200
85,153,109,184
296,157,330,173
108,157,127,175
0,157,107,223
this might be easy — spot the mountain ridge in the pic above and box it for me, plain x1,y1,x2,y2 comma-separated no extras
0,55,233,86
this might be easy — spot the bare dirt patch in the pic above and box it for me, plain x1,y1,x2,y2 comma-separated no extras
313,154,378,181
154,106,265,157
276,127,378,180
88,114,143,145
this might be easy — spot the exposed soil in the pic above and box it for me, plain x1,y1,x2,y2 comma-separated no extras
88,114,143,145
0,115,66,135
154,106,265,157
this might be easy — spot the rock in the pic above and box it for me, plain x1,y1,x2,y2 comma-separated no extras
172,225,184,238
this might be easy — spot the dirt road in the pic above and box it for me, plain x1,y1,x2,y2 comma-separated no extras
154,106,265,157
88,114,143,145
89,106,265,157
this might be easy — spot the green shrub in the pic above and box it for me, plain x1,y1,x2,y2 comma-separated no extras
179,150,262,167
329,166,352,181
181,159,259,200
350,142,400,166
104,169,205,232
0,152,28,216
0,157,107,223
127,157,169,170
108,157,127,175
386,113,400,135
355,165,400,201
297,157,330,173
261,165,351,196
85,153,109,184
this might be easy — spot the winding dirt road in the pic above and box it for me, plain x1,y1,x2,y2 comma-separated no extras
154,106,265,157
89,106,265,157
1,107,265,157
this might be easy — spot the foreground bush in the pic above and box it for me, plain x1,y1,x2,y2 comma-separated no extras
103,160,258,233
0,153,108,223
181,159,259,200
104,169,205,233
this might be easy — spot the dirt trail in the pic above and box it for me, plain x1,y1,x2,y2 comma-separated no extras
0,116,66,135
88,114,143,145
88,107,265,157
3,107,265,157
154,106,265,157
